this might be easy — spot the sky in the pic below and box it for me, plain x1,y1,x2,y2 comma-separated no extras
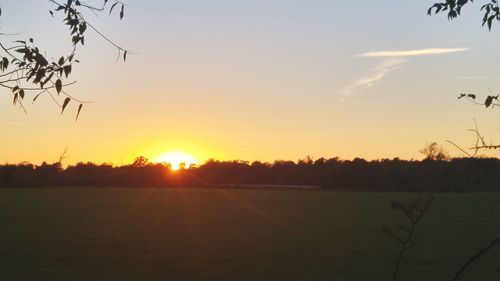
2,0,500,165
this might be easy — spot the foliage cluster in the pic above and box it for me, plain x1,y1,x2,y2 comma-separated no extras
1,0,128,118
429,0,500,30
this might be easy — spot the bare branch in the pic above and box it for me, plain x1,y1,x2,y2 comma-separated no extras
450,238,500,281
385,194,433,281
446,140,474,157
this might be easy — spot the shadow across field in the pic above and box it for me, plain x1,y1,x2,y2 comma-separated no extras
0,188,499,281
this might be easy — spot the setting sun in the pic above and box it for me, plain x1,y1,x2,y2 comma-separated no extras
155,151,199,170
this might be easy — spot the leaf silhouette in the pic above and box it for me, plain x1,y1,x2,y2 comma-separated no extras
120,4,125,20
33,92,43,103
2,57,8,70
63,65,72,78
43,72,55,87
109,2,118,15
55,79,62,94
79,22,87,34
61,97,71,114
488,15,495,30
485,96,494,108
76,104,83,121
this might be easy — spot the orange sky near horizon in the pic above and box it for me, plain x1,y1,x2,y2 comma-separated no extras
2,1,500,166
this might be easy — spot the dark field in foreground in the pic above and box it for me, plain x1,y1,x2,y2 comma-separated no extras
1,188,500,281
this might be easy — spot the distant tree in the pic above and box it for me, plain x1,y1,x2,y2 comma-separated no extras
132,156,150,167
178,162,187,170
298,155,314,165
420,142,451,161
1,0,129,119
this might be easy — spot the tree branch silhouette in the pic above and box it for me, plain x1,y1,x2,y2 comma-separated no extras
445,119,500,280
383,194,433,281
447,119,500,158
450,238,500,281
1,0,130,119
429,0,500,30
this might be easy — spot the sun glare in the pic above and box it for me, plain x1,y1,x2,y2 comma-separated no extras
156,151,198,170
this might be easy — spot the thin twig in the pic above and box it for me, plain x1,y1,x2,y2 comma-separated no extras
450,238,500,281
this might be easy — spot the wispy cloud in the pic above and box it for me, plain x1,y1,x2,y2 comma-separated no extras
340,47,470,98
342,59,405,96
358,48,469,58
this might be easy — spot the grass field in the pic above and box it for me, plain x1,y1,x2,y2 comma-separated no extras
1,188,500,281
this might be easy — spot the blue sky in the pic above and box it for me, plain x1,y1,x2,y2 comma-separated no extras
1,1,500,164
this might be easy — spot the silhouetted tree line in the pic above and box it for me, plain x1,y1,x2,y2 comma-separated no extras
2,157,500,192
